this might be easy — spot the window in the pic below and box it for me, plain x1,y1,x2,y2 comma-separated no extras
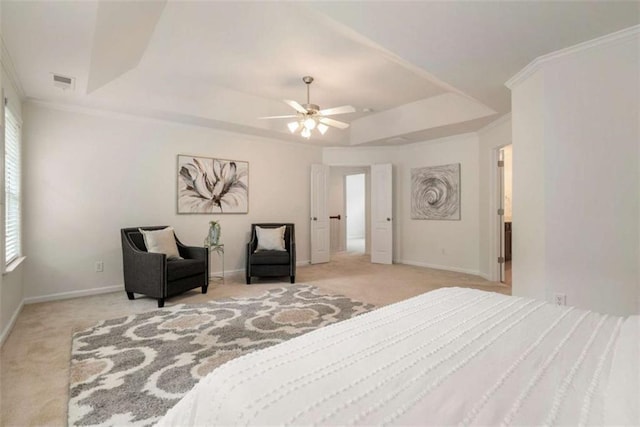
5,102,21,266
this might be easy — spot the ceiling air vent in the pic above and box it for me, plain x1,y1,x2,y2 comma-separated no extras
52,73,75,91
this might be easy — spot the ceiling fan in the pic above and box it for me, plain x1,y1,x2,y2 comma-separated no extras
259,76,356,138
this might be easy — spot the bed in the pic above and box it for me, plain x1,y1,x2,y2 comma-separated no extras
157,287,639,426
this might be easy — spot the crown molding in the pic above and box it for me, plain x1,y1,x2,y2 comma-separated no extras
1,37,26,100
506,25,640,90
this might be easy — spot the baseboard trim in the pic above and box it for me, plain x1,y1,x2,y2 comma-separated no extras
24,285,123,305
0,300,24,347
399,260,481,277
478,272,492,281
212,260,310,278
24,261,313,303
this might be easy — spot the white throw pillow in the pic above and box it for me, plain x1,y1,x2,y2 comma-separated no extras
256,226,286,251
139,227,183,260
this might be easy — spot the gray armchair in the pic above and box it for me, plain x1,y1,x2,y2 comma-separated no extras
121,226,208,307
246,223,296,284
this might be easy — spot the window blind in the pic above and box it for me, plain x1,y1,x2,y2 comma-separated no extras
5,105,21,265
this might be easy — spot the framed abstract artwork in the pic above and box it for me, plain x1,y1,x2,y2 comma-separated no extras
177,155,249,214
411,163,460,220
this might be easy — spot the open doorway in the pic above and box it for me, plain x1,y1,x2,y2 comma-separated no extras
327,166,370,258
316,163,392,264
499,144,513,285
346,174,366,253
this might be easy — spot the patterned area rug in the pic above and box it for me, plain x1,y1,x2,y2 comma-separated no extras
68,284,373,426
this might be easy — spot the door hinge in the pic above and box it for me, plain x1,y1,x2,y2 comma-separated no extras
498,208,504,215
498,256,505,264
498,160,504,167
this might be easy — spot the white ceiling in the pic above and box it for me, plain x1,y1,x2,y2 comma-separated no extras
2,1,639,146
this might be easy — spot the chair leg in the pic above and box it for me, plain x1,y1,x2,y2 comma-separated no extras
246,276,251,285
126,292,135,300
202,285,208,294
158,298,165,308
290,276,295,284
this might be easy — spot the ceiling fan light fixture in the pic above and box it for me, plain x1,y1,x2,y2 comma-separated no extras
317,123,329,135
261,76,353,139
304,117,317,130
287,121,300,133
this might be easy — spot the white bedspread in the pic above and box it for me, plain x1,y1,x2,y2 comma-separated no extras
157,287,638,426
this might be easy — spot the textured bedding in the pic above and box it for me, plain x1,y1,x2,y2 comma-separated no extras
157,287,639,426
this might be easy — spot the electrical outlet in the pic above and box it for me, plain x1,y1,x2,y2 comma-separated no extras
554,293,566,306
95,261,104,273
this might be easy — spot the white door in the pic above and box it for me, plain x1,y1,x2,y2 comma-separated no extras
498,150,506,282
310,164,330,264
371,164,393,264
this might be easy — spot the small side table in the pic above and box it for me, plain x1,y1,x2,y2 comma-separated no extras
205,243,224,282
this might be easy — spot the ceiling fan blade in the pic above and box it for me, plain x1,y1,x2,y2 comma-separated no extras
319,117,350,130
318,105,356,116
284,99,308,114
258,114,299,120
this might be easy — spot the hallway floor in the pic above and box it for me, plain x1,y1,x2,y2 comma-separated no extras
346,237,365,253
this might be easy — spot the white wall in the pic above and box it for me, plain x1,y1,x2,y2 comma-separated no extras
512,71,547,301
324,134,481,275
477,115,511,281
544,36,639,315
401,135,480,274
23,102,322,301
509,31,640,315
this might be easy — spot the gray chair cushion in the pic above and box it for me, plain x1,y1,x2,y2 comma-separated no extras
246,223,296,284
250,250,290,265
167,259,206,281
129,232,147,251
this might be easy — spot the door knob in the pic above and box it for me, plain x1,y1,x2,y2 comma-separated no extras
387,218,391,221
313,217,317,221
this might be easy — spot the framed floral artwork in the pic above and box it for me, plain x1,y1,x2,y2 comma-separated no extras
177,155,248,214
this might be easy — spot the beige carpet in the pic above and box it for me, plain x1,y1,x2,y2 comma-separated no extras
69,284,373,426
0,253,509,426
